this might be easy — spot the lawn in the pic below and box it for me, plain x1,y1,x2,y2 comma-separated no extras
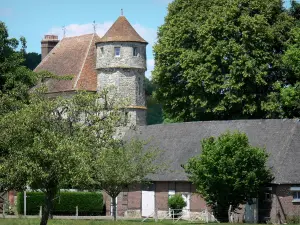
0,219,209,225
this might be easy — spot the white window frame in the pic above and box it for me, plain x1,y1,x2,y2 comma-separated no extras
291,187,300,203
168,190,175,199
114,47,121,57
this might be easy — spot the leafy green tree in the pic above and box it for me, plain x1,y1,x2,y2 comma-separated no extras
185,131,273,222
145,77,163,125
0,89,129,225
153,0,299,122
91,139,161,221
289,0,300,21
24,52,41,70
0,21,37,115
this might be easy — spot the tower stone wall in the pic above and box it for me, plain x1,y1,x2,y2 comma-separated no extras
96,42,147,126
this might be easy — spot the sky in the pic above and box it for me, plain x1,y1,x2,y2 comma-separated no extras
0,0,292,78
0,0,173,78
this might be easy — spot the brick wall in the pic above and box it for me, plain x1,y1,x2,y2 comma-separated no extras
103,181,212,217
270,184,300,223
155,182,168,210
190,184,207,212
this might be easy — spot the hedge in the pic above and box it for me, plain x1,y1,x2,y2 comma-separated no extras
17,191,104,216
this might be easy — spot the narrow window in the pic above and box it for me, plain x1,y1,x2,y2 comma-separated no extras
114,47,120,57
133,47,138,56
100,47,104,56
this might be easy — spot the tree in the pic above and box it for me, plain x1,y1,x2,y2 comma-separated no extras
153,0,299,122
184,131,273,222
145,77,163,125
0,89,130,225
0,21,38,115
24,52,41,70
91,139,160,221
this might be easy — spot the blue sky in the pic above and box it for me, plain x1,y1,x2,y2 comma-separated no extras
0,0,292,78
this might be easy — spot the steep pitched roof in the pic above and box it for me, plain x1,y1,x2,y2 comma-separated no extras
98,16,147,44
35,33,101,93
126,119,300,184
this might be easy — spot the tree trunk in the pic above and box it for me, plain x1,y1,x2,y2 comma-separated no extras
40,189,56,225
112,197,117,221
228,204,232,223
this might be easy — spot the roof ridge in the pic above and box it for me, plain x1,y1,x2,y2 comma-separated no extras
73,33,95,89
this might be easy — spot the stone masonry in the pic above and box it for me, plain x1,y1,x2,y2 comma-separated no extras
96,41,147,126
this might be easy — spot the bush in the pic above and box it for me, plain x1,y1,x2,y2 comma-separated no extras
168,194,186,218
17,191,104,216
287,215,300,224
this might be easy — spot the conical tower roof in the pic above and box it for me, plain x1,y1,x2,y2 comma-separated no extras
98,16,148,44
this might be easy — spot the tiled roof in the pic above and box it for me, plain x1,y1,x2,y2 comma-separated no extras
126,119,300,184
98,16,147,44
35,33,100,93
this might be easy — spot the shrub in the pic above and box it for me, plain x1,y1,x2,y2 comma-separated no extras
287,215,300,224
17,191,104,216
168,194,186,218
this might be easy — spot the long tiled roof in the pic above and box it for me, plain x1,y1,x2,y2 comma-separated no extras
126,119,300,184
35,33,101,93
98,16,147,44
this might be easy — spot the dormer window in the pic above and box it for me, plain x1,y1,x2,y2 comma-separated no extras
133,47,138,57
114,47,121,57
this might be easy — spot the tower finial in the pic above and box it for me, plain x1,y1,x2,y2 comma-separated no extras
62,26,66,38
121,8,123,16
93,20,96,34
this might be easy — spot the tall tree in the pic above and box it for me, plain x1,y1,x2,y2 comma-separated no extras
0,90,128,225
0,21,37,115
91,139,160,221
145,77,163,125
153,0,299,122
185,131,273,222
24,52,41,70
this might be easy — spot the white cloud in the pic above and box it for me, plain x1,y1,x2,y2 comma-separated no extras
47,22,113,39
132,24,157,47
146,59,155,79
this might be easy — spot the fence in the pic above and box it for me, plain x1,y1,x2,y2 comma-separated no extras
141,208,218,223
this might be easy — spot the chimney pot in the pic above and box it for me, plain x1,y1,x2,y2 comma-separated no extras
41,34,59,60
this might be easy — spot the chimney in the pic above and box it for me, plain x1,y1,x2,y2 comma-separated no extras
41,35,59,60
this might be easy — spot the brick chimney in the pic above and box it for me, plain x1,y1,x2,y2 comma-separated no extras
41,35,59,60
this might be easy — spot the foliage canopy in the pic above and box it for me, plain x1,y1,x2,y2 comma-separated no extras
185,131,273,221
153,0,300,121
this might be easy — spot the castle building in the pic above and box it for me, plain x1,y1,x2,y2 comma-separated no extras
33,15,300,223
35,15,147,126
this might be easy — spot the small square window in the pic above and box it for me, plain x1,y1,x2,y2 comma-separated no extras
133,47,138,56
114,47,120,57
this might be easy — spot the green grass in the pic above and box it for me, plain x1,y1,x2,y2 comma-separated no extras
0,219,210,225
